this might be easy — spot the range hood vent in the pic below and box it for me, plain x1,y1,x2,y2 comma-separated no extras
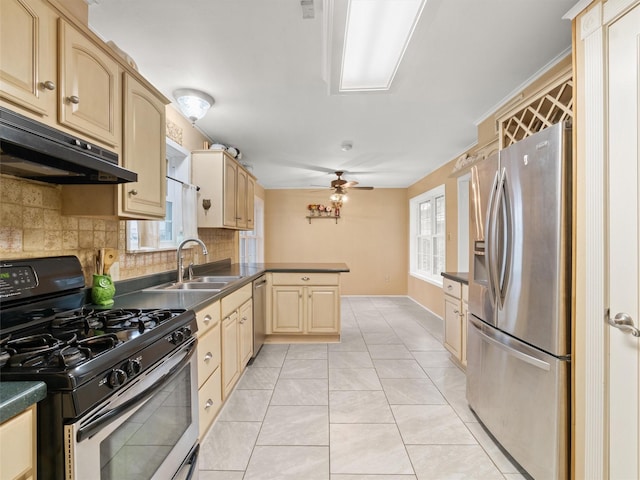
0,107,137,184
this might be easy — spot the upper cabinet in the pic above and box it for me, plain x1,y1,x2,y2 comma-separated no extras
120,73,166,218
58,19,120,147
1,0,170,220
192,150,257,230
0,0,57,119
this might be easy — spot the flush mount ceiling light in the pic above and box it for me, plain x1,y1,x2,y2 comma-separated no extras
323,0,426,93
173,88,215,124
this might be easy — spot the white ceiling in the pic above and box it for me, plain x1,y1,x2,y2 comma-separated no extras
88,0,575,190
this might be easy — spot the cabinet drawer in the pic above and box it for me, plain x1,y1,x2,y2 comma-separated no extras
196,301,220,336
443,278,461,298
198,367,221,439
271,272,339,286
221,283,252,318
197,322,221,388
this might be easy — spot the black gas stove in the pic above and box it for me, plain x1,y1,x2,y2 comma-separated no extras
0,257,196,412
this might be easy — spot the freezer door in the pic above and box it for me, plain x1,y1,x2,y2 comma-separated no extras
468,152,499,325
497,122,571,356
466,316,569,480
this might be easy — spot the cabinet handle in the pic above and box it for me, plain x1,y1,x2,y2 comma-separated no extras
41,80,56,91
204,352,213,362
68,95,80,104
129,189,138,196
204,314,212,324
447,285,453,290
301,276,310,281
204,399,214,410
453,309,459,314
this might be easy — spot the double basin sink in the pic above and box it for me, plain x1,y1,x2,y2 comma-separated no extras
145,275,244,293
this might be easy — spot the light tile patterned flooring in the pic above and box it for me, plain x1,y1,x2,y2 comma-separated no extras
199,296,528,480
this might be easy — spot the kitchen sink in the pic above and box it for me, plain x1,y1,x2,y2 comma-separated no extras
192,275,244,282
143,275,244,293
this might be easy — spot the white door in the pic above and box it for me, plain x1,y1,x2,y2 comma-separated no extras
607,3,640,478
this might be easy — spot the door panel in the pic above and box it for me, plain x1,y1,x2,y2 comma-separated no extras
607,4,640,477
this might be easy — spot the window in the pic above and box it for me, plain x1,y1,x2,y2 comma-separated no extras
240,197,264,263
410,185,445,285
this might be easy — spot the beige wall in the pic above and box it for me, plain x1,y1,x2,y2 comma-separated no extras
265,188,408,295
0,105,237,283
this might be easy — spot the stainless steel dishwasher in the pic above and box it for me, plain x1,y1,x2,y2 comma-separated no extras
252,275,266,359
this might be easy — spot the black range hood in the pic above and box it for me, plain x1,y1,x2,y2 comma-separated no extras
0,106,137,184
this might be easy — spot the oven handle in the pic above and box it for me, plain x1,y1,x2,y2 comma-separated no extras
76,338,196,443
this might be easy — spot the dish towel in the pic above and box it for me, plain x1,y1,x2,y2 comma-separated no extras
182,183,198,239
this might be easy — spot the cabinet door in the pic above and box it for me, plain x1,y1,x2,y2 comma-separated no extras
461,301,468,367
443,295,462,359
271,286,304,333
0,0,56,118
223,156,238,227
221,311,239,399
59,19,120,147
239,299,253,367
0,406,35,480
247,176,255,230
121,73,166,218
307,286,340,333
236,167,248,228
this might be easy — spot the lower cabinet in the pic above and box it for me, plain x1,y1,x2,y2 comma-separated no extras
442,277,468,367
267,273,340,337
0,405,36,480
195,300,222,439
221,284,253,399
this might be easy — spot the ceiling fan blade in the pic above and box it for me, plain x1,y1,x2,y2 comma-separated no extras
343,180,359,187
351,186,374,190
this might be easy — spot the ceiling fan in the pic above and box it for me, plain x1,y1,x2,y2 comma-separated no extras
327,171,373,204
330,171,374,191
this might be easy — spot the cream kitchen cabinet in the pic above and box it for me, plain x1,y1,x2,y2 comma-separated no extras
442,276,468,367
0,405,36,480
195,300,222,439
0,0,57,120
220,284,253,399
247,175,255,230
61,73,168,219
192,150,256,230
58,18,120,148
0,0,120,148
267,272,341,337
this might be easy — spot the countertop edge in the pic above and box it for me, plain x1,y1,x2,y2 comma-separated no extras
0,381,47,424
441,271,469,284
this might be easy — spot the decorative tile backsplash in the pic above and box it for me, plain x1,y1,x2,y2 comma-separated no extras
0,175,237,284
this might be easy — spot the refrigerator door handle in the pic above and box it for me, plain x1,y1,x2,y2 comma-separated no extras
488,168,506,308
495,168,513,307
469,317,551,371
485,170,500,306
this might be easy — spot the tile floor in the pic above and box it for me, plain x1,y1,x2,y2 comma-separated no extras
199,296,529,480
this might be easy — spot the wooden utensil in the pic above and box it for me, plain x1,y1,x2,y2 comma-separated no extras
102,248,117,275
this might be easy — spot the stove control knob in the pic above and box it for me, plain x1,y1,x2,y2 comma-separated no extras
126,359,142,377
182,326,192,337
108,368,127,388
170,330,185,345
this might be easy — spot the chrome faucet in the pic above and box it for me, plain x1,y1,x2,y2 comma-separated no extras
176,238,209,283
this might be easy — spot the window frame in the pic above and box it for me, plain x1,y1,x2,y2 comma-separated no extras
240,196,264,263
409,185,446,286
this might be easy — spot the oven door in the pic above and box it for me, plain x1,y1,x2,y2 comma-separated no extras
65,338,199,480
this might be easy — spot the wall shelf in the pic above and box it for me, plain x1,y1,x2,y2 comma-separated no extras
306,215,340,224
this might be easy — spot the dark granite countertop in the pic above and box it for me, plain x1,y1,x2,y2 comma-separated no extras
101,261,350,312
441,272,469,284
0,381,46,423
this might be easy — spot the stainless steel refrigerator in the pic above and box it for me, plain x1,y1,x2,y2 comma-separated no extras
466,121,571,480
